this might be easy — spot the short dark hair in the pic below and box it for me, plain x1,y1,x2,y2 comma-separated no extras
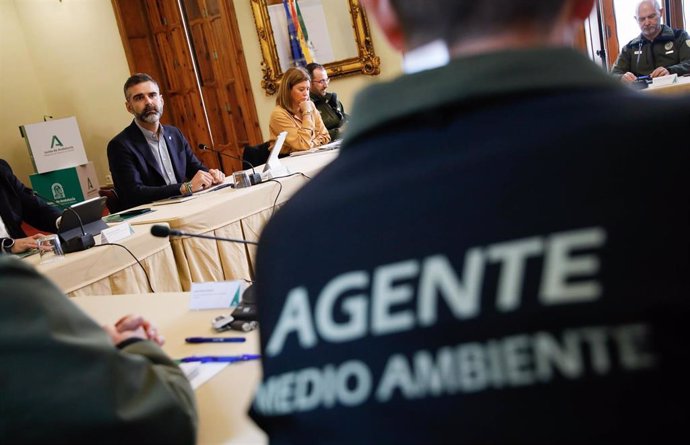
389,0,568,47
305,63,325,78
123,73,159,99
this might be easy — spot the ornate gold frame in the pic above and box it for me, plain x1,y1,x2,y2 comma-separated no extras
250,0,381,95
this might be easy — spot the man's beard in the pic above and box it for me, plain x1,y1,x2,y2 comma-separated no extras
137,104,163,124
642,24,661,39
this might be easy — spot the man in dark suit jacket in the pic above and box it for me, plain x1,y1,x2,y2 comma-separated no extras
0,255,197,443
107,73,225,209
0,159,62,254
250,0,689,443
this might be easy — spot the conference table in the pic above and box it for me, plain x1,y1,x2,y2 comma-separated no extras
118,150,338,290
72,291,266,445
22,223,181,297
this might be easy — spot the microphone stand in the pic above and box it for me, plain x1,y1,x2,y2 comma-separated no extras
199,144,258,173
32,191,95,253
150,225,258,245
199,144,262,186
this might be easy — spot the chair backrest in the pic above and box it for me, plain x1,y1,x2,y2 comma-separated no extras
242,142,271,168
98,186,124,214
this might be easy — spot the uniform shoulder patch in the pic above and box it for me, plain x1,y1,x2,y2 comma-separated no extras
686,39,690,47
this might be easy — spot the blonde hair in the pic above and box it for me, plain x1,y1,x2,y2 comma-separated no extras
276,67,311,111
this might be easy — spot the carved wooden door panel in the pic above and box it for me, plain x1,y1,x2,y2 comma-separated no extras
145,0,218,169
182,0,263,172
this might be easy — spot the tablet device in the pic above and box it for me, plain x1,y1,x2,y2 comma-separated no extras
58,196,108,241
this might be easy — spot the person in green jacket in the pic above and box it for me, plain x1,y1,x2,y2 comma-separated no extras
611,0,690,82
0,256,197,444
306,63,349,140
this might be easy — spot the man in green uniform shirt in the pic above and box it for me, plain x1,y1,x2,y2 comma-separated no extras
611,0,690,82
0,256,197,443
306,63,348,140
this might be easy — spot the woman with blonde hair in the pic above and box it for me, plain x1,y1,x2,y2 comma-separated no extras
269,66,330,154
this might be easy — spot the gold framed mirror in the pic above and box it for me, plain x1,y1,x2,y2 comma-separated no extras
251,0,380,95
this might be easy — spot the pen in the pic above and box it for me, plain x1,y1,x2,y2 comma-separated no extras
185,336,246,343
179,354,261,363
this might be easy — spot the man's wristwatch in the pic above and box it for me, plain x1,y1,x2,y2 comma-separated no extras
1,237,15,253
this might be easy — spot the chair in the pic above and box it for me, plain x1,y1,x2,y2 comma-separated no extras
242,141,271,169
98,186,125,214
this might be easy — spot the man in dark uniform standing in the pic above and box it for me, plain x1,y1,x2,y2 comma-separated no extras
611,0,690,82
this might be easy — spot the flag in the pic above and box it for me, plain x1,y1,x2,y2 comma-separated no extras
289,0,313,65
283,0,305,66
295,0,316,62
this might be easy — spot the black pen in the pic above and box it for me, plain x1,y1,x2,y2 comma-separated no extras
185,337,246,343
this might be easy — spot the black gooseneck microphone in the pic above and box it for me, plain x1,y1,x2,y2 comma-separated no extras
198,144,257,174
150,224,259,245
198,144,262,186
32,191,95,253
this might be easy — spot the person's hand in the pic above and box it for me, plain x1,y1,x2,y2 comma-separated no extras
621,72,637,83
208,168,225,184
650,66,669,78
104,314,165,346
190,170,214,191
11,233,46,254
299,100,315,115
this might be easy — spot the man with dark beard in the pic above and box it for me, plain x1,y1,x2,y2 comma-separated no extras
306,63,348,140
107,73,224,209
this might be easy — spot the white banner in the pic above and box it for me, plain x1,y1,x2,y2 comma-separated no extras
22,116,88,173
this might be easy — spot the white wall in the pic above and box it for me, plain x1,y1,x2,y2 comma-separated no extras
1,0,131,184
0,0,52,183
0,0,402,184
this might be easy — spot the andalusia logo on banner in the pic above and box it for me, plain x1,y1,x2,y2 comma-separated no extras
22,116,88,174
46,133,75,155
51,183,66,200
51,135,64,149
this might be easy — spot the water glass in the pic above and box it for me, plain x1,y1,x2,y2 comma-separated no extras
38,234,65,264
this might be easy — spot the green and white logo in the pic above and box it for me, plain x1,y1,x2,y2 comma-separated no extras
51,182,66,200
50,135,64,148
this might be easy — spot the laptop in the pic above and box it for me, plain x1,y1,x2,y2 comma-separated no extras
262,131,289,179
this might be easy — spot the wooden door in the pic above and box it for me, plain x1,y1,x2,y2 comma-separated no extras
182,0,262,172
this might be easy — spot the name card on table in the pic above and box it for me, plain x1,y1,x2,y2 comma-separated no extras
651,73,678,87
190,281,245,310
100,223,134,243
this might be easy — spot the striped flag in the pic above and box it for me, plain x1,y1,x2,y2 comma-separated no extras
289,0,313,65
283,0,306,66
295,0,316,62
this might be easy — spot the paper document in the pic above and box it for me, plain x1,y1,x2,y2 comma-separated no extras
151,195,197,206
180,362,228,390
289,139,342,156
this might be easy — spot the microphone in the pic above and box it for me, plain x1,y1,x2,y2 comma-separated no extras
32,191,95,253
199,144,262,186
198,144,259,174
150,224,258,245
